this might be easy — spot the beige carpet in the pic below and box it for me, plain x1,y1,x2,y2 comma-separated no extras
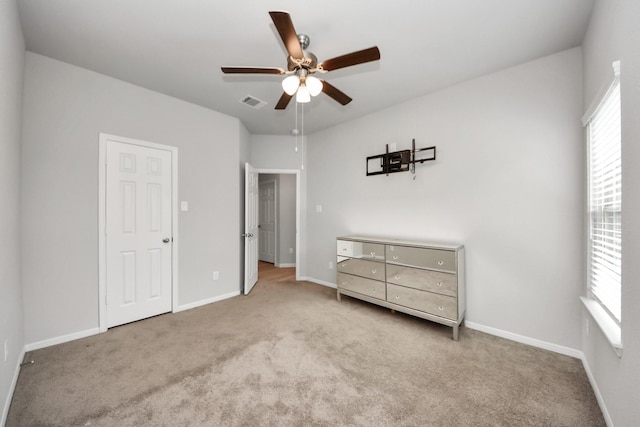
7,263,604,426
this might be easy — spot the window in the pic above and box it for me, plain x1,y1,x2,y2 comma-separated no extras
582,61,622,353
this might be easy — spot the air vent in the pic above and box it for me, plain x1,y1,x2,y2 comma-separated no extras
240,95,267,110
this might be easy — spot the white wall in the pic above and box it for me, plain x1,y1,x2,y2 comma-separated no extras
250,134,306,170
0,1,24,423
21,53,242,345
581,0,640,425
250,134,307,275
306,48,584,350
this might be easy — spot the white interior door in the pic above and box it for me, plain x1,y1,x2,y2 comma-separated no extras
259,180,276,263
105,140,173,327
244,163,259,294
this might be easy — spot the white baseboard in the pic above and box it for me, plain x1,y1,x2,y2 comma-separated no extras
2,347,25,427
465,321,583,359
580,355,614,427
298,281,583,360
174,290,240,313
300,276,337,289
24,327,101,352
23,293,242,353
462,321,615,422
275,263,296,268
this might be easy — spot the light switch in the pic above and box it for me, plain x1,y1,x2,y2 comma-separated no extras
316,204,322,213
181,201,189,211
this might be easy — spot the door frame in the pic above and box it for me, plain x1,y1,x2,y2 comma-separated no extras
98,133,179,332
255,168,301,281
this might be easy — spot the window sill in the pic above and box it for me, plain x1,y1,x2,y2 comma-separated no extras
581,297,623,357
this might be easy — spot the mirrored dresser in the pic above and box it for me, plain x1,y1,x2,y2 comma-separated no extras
337,236,466,340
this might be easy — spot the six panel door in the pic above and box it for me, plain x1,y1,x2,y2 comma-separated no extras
106,141,173,327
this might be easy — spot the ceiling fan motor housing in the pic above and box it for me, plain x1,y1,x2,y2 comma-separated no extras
288,34,318,72
288,52,318,72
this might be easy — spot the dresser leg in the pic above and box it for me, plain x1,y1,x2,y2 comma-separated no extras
453,324,459,341
337,291,341,302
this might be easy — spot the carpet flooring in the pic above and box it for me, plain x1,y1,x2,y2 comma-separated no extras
7,262,604,426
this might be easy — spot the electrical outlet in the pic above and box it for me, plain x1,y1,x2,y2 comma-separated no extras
4,340,8,363
289,248,293,254
213,271,219,281
329,261,334,270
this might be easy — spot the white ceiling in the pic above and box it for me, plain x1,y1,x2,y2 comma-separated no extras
17,0,595,135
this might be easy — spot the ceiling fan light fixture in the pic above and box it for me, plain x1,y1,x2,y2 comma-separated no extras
222,12,380,110
282,75,300,95
306,76,323,96
296,85,311,103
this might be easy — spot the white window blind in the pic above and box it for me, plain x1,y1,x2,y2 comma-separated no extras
586,63,621,324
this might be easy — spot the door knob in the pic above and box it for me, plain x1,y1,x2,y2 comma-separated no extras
162,238,171,243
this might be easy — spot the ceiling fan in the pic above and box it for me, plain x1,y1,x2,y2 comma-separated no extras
221,11,380,110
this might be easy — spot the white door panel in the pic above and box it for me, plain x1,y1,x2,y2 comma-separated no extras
106,141,172,327
244,163,259,294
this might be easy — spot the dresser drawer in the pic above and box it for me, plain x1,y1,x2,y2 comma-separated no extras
386,245,456,272
386,265,457,297
386,284,457,320
337,240,385,261
337,258,385,281
337,273,385,300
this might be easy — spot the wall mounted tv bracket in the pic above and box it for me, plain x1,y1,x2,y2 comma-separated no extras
366,139,436,177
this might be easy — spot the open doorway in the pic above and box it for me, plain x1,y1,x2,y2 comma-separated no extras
259,173,296,268
243,165,300,295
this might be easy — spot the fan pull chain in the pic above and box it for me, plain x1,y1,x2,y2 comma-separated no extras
301,103,305,170
294,102,299,153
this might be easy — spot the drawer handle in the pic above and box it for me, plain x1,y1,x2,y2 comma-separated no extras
370,251,376,256
393,255,399,260
437,261,444,266
436,281,443,287
372,288,377,293
395,295,400,300
394,275,400,280
438,305,444,311
372,269,377,274
341,281,347,286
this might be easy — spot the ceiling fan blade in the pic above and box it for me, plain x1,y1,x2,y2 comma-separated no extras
269,11,304,59
221,66,285,75
319,47,381,72
321,80,352,105
275,92,293,110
